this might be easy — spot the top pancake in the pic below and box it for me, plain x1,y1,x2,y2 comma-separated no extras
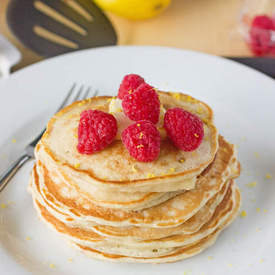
40,91,218,192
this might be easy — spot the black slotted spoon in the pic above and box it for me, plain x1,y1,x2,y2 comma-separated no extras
7,0,117,57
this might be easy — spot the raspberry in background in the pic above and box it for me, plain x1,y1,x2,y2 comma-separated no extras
77,110,117,154
164,107,204,152
118,74,145,99
122,83,160,124
122,120,161,162
249,15,275,56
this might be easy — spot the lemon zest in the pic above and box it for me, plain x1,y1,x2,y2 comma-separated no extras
240,210,247,218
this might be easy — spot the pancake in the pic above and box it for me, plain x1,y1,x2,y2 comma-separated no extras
73,188,240,263
31,183,240,262
66,183,237,254
91,179,233,240
30,166,233,241
36,144,184,211
40,92,218,192
75,232,220,263
31,136,239,228
32,179,235,248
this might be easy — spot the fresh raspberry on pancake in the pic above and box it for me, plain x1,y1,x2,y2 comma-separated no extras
164,107,204,151
122,83,160,124
118,74,145,99
122,120,161,162
77,110,117,154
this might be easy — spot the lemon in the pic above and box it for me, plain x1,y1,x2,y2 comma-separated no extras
94,0,171,20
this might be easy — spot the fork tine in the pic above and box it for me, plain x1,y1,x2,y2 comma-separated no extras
93,89,99,97
56,83,76,112
81,86,91,100
72,85,84,102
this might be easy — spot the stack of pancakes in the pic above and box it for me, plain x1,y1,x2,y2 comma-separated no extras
29,92,241,263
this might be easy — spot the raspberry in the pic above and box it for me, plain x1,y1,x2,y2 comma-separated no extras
164,108,204,152
249,15,275,56
77,110,117,154
252,15,275,29
122,83,160,124
118,74,145,99
122,120,161,162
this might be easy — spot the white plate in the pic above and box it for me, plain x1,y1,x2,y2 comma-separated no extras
0,46,274,275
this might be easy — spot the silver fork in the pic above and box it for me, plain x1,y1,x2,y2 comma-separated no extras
0,84,97,192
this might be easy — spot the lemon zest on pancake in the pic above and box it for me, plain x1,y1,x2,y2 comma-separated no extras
185,95,196,103
169,168,175,173
132,165,138,173
74,163,80,169
265,173,272,179
78,102,85,107
232,168,239,174
202,118,209,124
240,210,247,218
171,92,181,100
147,173,155,178
179,157,185,163
197,106,203,114
246,181,257,188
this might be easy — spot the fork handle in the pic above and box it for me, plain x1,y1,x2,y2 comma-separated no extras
0,154,32,192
